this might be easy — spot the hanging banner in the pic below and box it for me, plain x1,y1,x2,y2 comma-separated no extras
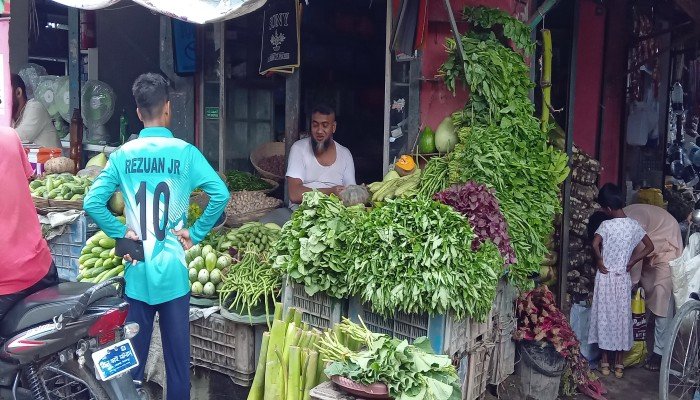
0,18,9,127
259,0,300,75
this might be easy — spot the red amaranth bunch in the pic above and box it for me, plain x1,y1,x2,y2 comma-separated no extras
434,182,516,265
514,286,598,392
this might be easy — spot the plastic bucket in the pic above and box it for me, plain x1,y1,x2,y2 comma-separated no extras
25,147,62,175
517,341,565,400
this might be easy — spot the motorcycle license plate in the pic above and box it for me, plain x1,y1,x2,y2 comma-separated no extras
91,339,139,381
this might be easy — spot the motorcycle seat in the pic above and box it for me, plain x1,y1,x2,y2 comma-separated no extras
0,282,119,338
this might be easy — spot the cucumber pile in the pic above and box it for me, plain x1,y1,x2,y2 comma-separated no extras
185,244,234,297
218,222,281,254
29,173,93,201
77,230,124,283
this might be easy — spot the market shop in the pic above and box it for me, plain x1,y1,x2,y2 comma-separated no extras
2,0,618,399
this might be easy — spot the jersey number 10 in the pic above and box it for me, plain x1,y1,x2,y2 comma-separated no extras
135,181,171,241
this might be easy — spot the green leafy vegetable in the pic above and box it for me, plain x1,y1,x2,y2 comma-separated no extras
462,6,535,55
318,319,461,400
274,192,502,320
438,8,569,289
272,192,365,298
226,170,272,191
350,197,502,320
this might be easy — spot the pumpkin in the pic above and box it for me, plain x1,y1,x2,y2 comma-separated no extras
339,184,370,206
44,156,75,174
394,155,416,176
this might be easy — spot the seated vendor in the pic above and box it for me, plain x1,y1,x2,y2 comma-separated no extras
286,104,356,209
11,74,60,149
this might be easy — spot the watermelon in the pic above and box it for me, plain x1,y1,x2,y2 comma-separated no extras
418,126,436,154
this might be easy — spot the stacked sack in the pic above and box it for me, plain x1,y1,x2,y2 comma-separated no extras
565,147,601,303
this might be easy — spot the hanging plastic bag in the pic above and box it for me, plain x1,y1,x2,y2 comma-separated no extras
670,233,700,312
569,302,600,365
623,288,648,367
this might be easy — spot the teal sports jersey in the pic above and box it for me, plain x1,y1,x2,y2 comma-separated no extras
84,127,229,305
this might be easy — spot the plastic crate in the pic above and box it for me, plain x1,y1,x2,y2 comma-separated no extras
444,311,492,356
458,341,494,400
48,216,87,282
85,215,100,239
489,334,516,386
488,280,517,385
348,297,447,352
190,312,256,386
281,279,346,331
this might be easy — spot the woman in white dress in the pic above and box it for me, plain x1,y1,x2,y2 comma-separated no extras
589,184,654,378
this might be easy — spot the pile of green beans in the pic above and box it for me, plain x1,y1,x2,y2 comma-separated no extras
218,248,282,325
417,156,450,198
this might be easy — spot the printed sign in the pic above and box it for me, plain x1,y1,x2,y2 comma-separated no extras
259,0,300,75
205,107,220,120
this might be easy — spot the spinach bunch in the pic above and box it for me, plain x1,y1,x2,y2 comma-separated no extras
439,8,569,289
350,197,502,320
271,191,365,298
462,6,535,55
448,120,568,289
320,319,461,400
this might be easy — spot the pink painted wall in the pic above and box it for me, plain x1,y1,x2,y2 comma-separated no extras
597,0,628,185
571,2,605,157
418,0,530,130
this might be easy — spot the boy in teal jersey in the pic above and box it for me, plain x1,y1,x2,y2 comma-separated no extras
84,73,228,399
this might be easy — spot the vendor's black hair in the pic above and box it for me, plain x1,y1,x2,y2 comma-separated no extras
132,73,169,120
597,183,625,210
311,103,335,117
588,211,612,241
10,73,26,99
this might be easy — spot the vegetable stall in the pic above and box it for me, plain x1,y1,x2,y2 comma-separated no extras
22,5,597,400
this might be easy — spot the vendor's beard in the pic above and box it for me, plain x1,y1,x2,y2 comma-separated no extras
311,137,332,154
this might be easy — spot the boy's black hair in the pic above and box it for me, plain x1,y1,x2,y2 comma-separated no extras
597,183,625,210
588,211,612,241
10,74,26,99
311,103,335,117
132,73,169,121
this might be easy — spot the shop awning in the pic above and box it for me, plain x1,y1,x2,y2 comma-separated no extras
50,0,268,24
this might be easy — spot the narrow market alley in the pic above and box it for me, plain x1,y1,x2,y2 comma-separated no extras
487,366,660,400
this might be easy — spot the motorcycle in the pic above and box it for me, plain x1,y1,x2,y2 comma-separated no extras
0,277,144,400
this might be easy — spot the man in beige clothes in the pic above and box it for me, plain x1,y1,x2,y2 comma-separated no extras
624,203,683,371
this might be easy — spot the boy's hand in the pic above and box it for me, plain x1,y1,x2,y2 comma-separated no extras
173,228,193,250
122,230,139,265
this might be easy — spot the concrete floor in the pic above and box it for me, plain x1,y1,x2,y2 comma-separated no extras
485,365,660,400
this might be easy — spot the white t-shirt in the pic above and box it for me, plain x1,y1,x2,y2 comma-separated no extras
286,137,356,208
13,99,60,148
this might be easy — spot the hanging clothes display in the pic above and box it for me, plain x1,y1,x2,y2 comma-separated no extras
627,84,659,146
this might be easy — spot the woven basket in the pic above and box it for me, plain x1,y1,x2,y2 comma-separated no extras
32,196,83,212
250,142,286,181
225,206,280,228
